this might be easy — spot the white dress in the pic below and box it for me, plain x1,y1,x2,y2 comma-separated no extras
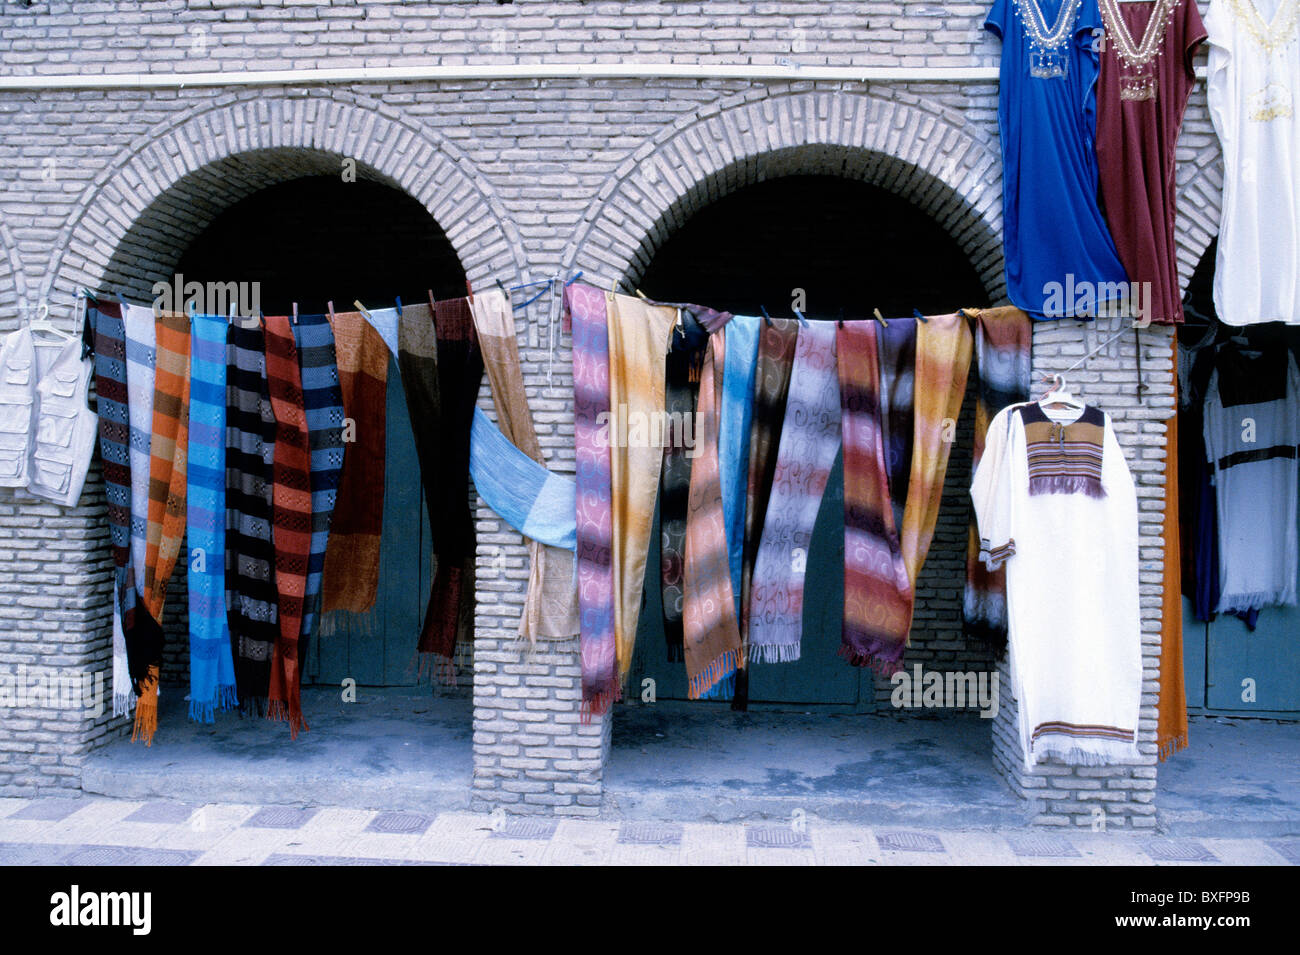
971,401,1142,770
1206,0,1300,325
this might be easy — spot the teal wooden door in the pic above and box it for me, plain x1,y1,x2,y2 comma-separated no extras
305,358,432,686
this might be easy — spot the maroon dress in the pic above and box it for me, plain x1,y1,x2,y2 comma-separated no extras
1096,0,1207,326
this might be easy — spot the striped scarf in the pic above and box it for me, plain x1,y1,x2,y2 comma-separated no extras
838,319,913,673
719,315,760,618
321,312,388,620
225,319,279,712
682,328,743,698
748,320,841,663
470,290,578,641
567,283,618,717
143,312,190,620
877,321,917,533
963,307,1032,649
186,313,238,722
265,315,313,737
291,313,346,652
660,308,710,659
740,318,800,639
415,298,483,678
606,293,678,685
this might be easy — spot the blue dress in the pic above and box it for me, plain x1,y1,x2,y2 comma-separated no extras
986,0,1128,320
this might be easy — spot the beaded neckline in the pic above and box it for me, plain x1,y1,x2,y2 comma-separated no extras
1013,0,1085,53
1228,0,1299,53
1098,0,1181,69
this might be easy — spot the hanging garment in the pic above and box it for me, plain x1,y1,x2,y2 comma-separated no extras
264,315,312,737
1203,343,1300,610
740,318,800,639
1096,0,1207,325
291,313,346,652
972,401,1141,768
682,328,744,698
568,283,619,716
1206,0,1300,325
414,298,483,679
186,313,238,722
748,320,841,663
963,306,1034,650
0,327,40,491
719,315,760,617
606,292,678,684
876,321,917,533
660,308,711,658
142,312,190,621
1158,340,1189,760
470,407,576,549
225,319,279,712
470,289,579,640
837,320,913,673
361,304,400,361
986,0,1131,319
321,311,388,620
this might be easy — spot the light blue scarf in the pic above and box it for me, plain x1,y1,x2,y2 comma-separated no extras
469,406,576,551
719,315,760,616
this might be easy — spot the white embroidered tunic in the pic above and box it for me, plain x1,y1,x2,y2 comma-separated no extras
972,401,1141,770
1206,0,1300,325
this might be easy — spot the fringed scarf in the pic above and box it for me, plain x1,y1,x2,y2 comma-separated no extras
264,315,312,738
837,320,913,673
225,319,279,713
740,318,799,640
186,313,238,722
660,308,710,659
415,298,483,680
748,320,841,664
876,321,917,533
719,315,760,617
606,292,677,684
1158,343,1188,761
567,283,619,717
470,406,576,549
470,289,579,641
321,312,388,622
291,313,346,652
682,327,744,698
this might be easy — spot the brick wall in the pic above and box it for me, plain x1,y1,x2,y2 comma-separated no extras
0,2,1217,820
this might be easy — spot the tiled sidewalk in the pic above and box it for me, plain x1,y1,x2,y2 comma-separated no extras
0,797,1294,865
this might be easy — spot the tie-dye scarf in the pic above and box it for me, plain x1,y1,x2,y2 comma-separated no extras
568,283,619,717
719,316,760,617
962,307,1032,649
876,321,917,533
748,321,841,663
225,319,279,712
837,320,913,673
264,315,312,738
186,313,238,722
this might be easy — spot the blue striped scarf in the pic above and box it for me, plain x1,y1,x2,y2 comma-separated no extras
719,314,760,617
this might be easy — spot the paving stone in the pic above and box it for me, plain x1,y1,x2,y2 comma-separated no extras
262,853,460,866
1005,832,1081,858
616,821,683,846
366,812,433,836
1141,840,1219,863
876,831,946,853
489,817,557,841
0,841,201,865
10,799,84,822
1265,840,1300,865
745,826,811,849
124,802,198,825
242,807,320,830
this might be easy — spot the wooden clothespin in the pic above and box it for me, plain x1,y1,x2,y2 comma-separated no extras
466,279,474,304
635,288,649,302
353,299,370,319
292,302,298,325
427,289,436,315
873,308,889,328
327,300,335,320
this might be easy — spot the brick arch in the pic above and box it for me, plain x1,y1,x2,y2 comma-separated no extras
563,88,1008,302
40,89,524,302
0,217,25,329
1173,136,1224,287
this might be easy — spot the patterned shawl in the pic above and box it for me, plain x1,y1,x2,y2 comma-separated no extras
748,320,841,663
415,298,484,679
606,292,677,684
143,312,190,620
470,289,578,641
567,283,618,717
740,318,799,639
962,307,1032,649
877,321,917,533
837,320,913,673
719,315,760,617
291,313,346,652
682,328,743,698
186,313,238,721
264,315,313,738
660,308,710,659
225,319,279,712
321,312,388,621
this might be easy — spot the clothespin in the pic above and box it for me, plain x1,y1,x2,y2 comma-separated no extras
635,288,649,302
913,308,928,324
873,308,889,328
292,302,298,325
466,279,474,304
80,287,98,305
229,302,237,324
609,278,618,297
495,279,506,294
793,308,808,327
327,300,335,320
394,296,403,318
353,299,371,319
760,305,771,327
427,289,436,315
564,270,584,287
837,307,845,330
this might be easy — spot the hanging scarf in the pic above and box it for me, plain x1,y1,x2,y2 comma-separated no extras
660,309,710,659
837,320,914,673
682,327,744,697
876,321,917,533
470,406,577,549
606,292,677,684
963,306,1032,649
470,289,579,641
748,320,841,663
567,283,619,717
719,315,760,617
291,313,346,652
1158,341,1188,760
321,312,388,622
412,298,483,680
264,315,312,738
225,319,279,712
186,313,238,722
143,312,190,618
740,318,799,639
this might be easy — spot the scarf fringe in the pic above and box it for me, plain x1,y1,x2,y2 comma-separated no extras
1158,733,1188,762
1031,740,1137,767
1218,590,1292,613
417,652,459,687
1028,475,1105,498
130,665,160,747
687,647,740,699
319,608,376,638
266,699,308,740
113,692,135,719
579,685,619,723
747,641,802,665
837,643,906,679
698,670,736,700
188,683,241,724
